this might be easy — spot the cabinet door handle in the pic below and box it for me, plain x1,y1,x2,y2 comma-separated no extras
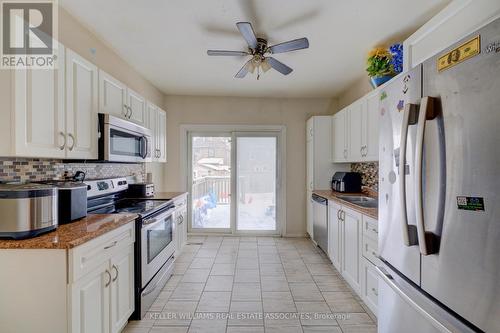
105,269,111,287
104,241,117,250
59,132,66,150
128,106,133,119
337,210,341,220
67,133,75,151
371,287,378,296
123,104,128,117
372,228,378,234
341,210,346,221
112,265,118,282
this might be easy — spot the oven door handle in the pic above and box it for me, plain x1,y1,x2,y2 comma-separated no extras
143,207,176,226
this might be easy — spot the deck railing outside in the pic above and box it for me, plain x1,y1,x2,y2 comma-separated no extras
192,176,230,204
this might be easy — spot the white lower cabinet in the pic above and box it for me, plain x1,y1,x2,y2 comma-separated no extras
0,222,135,333
326,199,378,317
71,261,111,333
110,247,135,333
341,206,362,294
71,225,135,333
328,201,342,272
174,194,188,255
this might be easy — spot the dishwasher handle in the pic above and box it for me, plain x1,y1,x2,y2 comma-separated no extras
311,194,328,205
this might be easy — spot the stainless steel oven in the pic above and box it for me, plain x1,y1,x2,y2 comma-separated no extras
98,113,152,162
141,206,176,288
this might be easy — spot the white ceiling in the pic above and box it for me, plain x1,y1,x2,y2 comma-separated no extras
60,0,449,98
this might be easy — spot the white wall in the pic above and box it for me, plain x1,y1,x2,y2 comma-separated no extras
162,95,337,236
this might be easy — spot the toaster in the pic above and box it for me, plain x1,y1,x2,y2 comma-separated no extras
127,183,155,198
331,172,362,193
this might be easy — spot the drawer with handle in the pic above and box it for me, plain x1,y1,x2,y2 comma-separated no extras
363,215,378,241
69,222,135,283
363,236,381,266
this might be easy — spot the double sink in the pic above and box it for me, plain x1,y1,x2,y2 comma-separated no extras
338,195,378,208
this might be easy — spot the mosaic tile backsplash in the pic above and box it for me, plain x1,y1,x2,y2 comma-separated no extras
0,158,145,183
351,162,379,191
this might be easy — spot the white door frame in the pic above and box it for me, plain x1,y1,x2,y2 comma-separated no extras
180,124,287,236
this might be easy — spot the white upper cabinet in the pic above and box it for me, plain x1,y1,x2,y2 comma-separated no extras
12,44,66,158
99,70,128,119
157,109,167,162
348,100,364,162
127,88,146,126
332,91,379,163
99,70,147,126
146,102,167,163
66,48,98,159
364,90,380,161
403,0,500,71
332,110,348,162
306,117,314,142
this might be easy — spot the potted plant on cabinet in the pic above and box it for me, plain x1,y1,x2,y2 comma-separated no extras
366,47,395,88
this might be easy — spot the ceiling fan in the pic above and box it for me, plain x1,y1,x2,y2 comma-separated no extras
207,22,309,79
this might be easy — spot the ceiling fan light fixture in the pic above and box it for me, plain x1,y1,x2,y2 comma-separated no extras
246,61,256,74
261,59,272,72
207,22,308,78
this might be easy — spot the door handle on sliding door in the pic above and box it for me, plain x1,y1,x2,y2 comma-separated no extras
399,103,419,246
415,97,439,255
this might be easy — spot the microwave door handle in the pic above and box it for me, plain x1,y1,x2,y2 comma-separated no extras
415,97,438,256
140,136,148,159
399,103,419,246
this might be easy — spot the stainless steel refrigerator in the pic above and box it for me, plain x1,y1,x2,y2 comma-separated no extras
377,18,500,333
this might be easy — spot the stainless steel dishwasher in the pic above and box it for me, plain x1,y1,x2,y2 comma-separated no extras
311,194,328,252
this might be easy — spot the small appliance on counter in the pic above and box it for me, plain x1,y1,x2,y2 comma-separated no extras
37,180,87,224
0,183,58,239
331,172,362,193
127,183,155,198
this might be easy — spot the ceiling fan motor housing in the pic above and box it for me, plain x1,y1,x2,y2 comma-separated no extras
254,38,268,55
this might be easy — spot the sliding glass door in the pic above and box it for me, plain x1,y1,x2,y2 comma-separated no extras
188,131,280,234
235,134,278,232
190,134,232,231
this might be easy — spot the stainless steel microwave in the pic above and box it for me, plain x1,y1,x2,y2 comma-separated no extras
98,113,152,162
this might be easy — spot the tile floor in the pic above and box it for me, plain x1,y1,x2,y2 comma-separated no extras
124,236,376,333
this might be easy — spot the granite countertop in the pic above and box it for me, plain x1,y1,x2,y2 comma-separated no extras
0,214,137,250
313,189,378,220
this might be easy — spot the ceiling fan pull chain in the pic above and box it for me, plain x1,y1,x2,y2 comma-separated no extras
257,66,260,80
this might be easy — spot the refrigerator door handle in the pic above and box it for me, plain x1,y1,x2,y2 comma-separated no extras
399,103,420,246
415,97,438,255
376,265,454,333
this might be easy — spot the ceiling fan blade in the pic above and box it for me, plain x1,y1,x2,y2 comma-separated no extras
236,22,258,49
207,50,249,56
266,57,293,75
235,59,253,78
269,37,309,54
